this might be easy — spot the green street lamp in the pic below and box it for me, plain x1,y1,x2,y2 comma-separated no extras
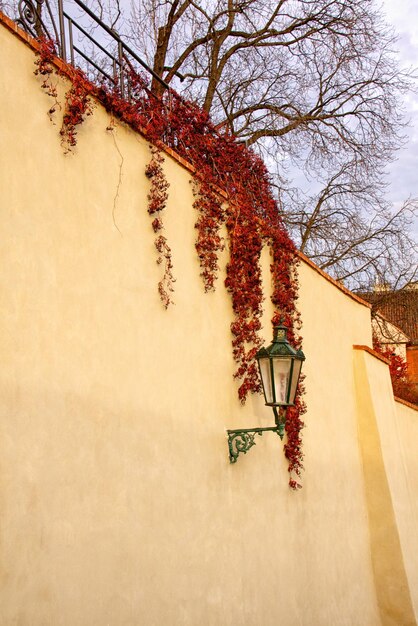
227,321,305,463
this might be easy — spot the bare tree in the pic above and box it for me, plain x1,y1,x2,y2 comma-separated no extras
7,0,416,287
122,0,417,288
124,1,410,167
281,160,418,291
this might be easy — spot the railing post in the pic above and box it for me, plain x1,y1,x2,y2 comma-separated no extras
57,0,66,60
68,18,74,65
118,41,124,97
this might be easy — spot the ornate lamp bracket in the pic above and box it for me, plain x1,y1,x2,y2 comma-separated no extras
227,408,286,464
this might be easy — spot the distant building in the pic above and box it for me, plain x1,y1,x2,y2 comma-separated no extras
361,283,418,390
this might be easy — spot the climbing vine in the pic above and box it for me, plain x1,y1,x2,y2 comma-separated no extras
373,335,418,405
270,231,305,486
192,178,225,292
60,68,94,152
34,40,305,488
145,146,175,308
34,37,93,151
33,37,60,119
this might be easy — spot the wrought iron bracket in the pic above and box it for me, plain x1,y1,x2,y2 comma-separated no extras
227,426,284,464
227,407,286,464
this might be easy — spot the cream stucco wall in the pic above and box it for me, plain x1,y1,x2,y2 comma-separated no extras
354,349,417,626
393,399,418,615
0,18,417,626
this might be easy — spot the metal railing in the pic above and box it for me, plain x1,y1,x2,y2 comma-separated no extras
16,0,170,98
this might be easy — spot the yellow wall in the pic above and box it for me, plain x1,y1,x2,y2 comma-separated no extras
354,349,417,625
393,399,418,617
0,18,417,626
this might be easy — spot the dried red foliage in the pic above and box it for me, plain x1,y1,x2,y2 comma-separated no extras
34,41,305,487
145,146,175,308
60,68,94,152
193,178,225,292
34,38,94,149
373,336,418,405
33,37,60,118
270,236,305,484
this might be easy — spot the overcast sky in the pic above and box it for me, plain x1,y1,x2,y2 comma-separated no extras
381,0,418,227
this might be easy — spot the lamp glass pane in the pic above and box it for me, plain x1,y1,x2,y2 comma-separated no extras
272,357,292,404
288,359,302,405
258,357,273,404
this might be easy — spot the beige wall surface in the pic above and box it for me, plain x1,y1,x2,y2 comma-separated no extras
394,400,418,616
354,350,417,626
0,19,416,626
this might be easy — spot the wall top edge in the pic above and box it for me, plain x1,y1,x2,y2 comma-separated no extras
394,396,418,412
298,252,372,309
0,10,371,314
353,344,390,365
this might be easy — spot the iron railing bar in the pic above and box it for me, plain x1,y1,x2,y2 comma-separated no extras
57,0,66,60
71,0,171,92
63,12,119,64
68,16,74,65
72,44,115,84
44,0,60,47
118,40,124,97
